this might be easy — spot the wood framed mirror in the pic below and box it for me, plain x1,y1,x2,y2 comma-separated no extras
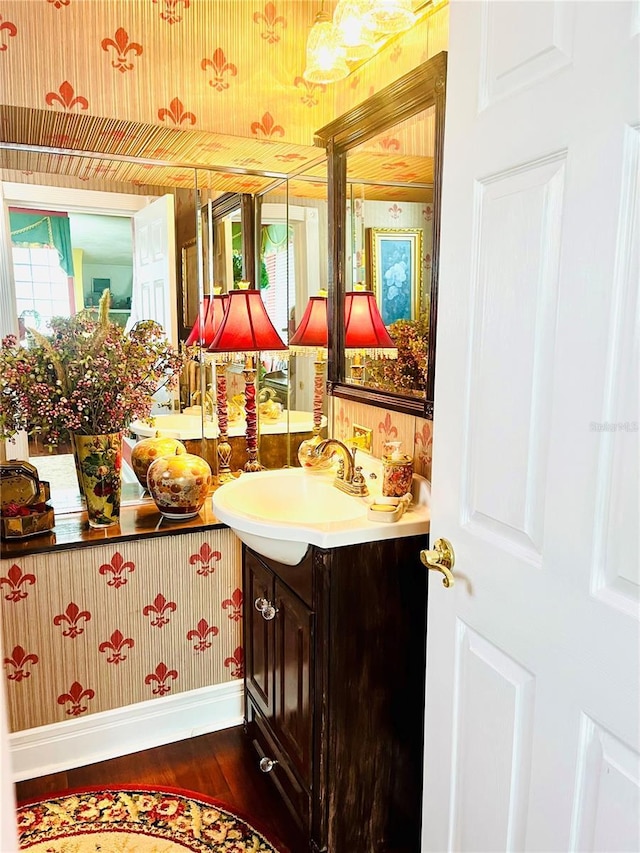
315,51,447,418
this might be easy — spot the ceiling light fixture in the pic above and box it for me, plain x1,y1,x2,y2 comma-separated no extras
363,0,416,35
303,5,349,84
333,0,378,62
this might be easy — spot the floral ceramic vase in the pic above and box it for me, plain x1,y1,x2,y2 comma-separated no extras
71,433,122,528
130,436,186,490
147,452,212,520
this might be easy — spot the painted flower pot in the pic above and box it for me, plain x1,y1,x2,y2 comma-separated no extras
147,452,212,520
71,433,122,528
130,436,186,489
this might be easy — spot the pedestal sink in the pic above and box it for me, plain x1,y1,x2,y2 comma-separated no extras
211,459,430,565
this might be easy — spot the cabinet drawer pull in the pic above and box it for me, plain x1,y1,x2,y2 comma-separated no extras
259,756,278,773
255,597,278,620
261,603,278,621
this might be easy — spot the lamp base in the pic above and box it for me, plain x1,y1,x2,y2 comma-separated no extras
243,360,263,473
216,436,236,484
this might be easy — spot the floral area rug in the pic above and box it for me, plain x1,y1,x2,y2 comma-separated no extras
18,786,282,852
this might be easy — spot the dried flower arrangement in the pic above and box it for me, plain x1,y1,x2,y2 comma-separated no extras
0,291,185,448
366,313,429,397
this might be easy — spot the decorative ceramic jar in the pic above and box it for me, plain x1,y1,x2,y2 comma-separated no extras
146,452,212,520
382,448,413,498
297,433,333,470
71,433,122,528
130,436,186,489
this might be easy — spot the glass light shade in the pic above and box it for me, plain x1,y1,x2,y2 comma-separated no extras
344,290,397,356
303,11,349,84
208,289,287,354
364,0,415,35
333,0,377,61
289,295,328,351
184,294,211,346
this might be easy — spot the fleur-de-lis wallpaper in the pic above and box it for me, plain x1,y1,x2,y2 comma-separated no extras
0,0,448,157
1,528,242,732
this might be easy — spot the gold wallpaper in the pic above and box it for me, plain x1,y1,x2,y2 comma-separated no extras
331,400,432,482
1,528,242,733
0,1,449,190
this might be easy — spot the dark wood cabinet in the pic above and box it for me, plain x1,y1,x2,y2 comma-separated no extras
243,534,429,853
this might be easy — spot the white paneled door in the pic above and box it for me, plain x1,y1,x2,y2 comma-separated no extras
131,194,177,346
423,2,639,851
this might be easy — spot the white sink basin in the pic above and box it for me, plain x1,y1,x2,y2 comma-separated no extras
211,460,430,565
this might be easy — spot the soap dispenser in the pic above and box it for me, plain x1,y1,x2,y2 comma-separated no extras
382,441,413,498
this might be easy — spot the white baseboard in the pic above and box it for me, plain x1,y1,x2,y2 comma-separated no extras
9,682,244,783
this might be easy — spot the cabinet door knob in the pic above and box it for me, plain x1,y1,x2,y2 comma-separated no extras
261,603,279,621
254,597,269,612
259,756,278,773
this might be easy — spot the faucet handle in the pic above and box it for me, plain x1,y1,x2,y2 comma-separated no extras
352,466,365,486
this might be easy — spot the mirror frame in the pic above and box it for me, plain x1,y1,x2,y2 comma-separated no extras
180,190,256,336
314,51,447,419
206,191,257,286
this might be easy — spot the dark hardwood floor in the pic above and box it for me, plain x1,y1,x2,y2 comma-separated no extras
15,725,307,853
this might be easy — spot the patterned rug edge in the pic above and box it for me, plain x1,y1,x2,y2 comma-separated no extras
17,783,285,852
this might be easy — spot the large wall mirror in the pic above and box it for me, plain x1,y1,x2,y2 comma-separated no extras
179,164,328,473
252,160,329,468
315,51,447,418
1,120,329,497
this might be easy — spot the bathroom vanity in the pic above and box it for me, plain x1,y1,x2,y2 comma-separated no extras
243,535,429,853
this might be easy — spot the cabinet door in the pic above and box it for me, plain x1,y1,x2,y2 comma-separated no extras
273,578,314,787
244,552,275,720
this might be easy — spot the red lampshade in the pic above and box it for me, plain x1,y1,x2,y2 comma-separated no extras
208,289,287,354
202,293,228,347
344,291,397,355
289,295,328,350
184,295,211,346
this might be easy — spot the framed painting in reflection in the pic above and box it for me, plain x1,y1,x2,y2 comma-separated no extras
181,238,198,328
366,227,423,325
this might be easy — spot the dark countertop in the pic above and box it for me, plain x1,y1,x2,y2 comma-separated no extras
0,496,226,559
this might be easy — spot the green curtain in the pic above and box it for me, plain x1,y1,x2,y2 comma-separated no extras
261,223,291,254
9,209,74,277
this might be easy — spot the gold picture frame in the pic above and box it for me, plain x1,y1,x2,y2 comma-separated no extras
366,227,423,325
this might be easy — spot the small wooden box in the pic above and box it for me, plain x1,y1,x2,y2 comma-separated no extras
1,506,56,539
0,461,55,539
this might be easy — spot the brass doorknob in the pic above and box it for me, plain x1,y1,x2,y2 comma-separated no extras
420,538,455,588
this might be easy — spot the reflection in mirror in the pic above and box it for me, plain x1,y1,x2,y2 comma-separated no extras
175,179,247,479
255,161,329,467
345,105,435,400
316,52,447,418
3,155,199,510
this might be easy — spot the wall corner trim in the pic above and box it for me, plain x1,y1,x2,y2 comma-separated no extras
9,682,244,783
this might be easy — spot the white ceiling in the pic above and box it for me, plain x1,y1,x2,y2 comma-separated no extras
68,213,132,267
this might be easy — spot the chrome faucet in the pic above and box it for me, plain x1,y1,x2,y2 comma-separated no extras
312,438,369,497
